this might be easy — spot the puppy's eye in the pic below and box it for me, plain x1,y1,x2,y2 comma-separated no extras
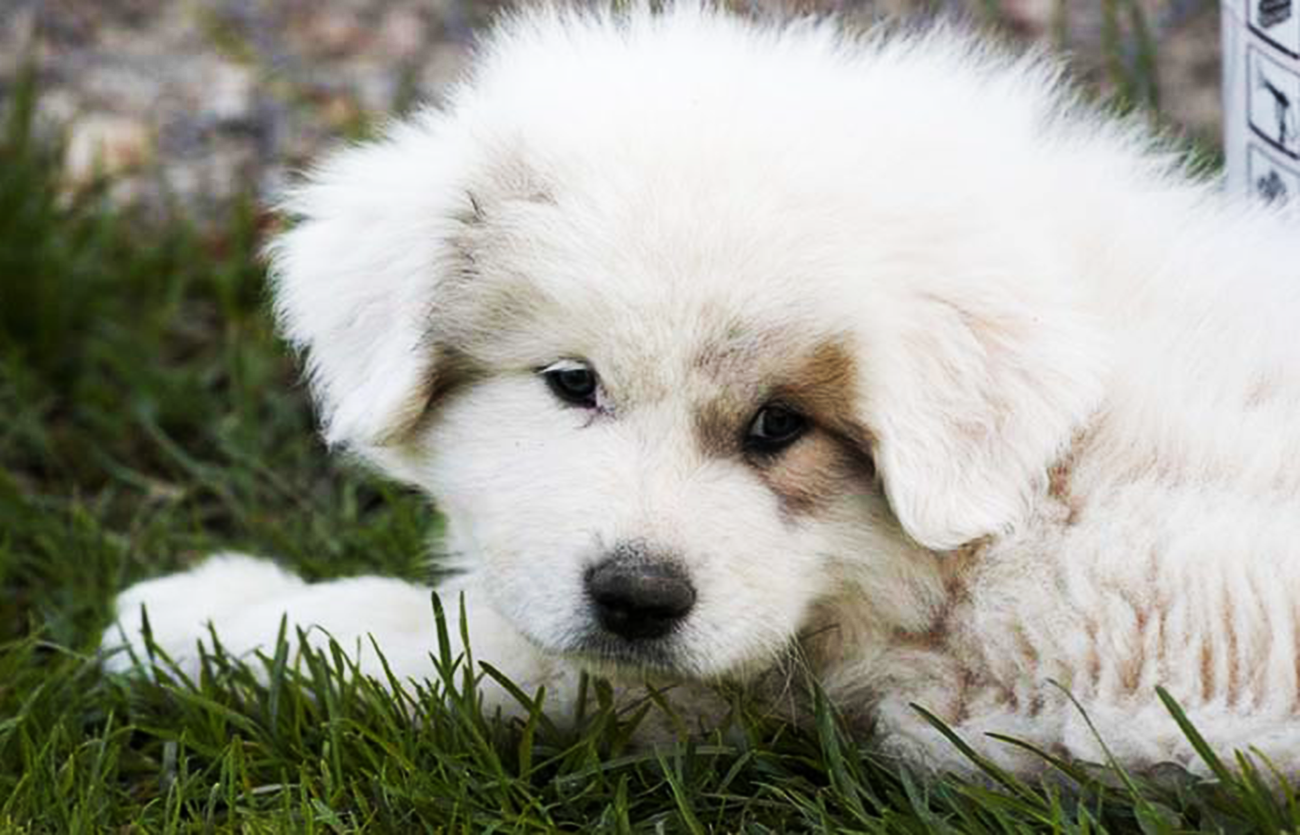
745,403,808,453
542,361,599,407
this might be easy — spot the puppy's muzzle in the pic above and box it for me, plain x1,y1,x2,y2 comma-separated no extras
585,552,695,641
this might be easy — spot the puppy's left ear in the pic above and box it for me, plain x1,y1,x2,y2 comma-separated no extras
266,115,474,453
865,286,1107,551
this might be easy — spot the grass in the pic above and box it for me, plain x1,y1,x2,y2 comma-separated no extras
1,61,1296,832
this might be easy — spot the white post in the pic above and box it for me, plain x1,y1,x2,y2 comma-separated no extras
1223,0,1300,209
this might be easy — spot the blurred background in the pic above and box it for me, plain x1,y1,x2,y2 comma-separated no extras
0,0,1223,222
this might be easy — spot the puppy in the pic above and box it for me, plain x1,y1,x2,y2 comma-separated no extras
102,3,1300,776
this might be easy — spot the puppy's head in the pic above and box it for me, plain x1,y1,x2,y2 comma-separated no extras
270,7,1109,678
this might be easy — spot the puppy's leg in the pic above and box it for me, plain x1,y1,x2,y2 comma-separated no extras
100,554,578,717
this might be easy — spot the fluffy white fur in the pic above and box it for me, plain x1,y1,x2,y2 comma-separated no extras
101,4,1300,776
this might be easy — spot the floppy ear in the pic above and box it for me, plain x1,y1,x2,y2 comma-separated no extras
865,285,1107,551
267,114,476,451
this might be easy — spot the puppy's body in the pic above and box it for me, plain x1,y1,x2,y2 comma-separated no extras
103,5,1300,775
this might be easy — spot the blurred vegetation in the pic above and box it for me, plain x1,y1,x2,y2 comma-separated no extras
0,69,434,647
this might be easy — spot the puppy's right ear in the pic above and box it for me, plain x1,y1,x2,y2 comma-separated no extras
864,284,1107,552
267,115,476,452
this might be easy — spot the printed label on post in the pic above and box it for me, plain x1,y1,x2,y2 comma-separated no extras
1250,0,1300,55
1225,1,1300,209
1248,141,1300,207
1247,46,1300,157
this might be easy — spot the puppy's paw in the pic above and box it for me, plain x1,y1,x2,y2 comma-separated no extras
100,559,584,726
100,552,307,676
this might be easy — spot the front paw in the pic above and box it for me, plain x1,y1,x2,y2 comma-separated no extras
100,553,308,677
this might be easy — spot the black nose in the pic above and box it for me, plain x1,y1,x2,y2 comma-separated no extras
585,556,696,641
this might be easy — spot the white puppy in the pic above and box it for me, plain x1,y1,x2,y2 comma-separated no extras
103,4,1300,776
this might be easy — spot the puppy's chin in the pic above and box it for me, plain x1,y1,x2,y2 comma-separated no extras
566,630,690,677
556,629,786,684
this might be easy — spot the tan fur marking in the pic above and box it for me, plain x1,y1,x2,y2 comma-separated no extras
1117,590,1143,695
1046,433,1088,526
378,345,484,446
1085,618,1101,693
1199,640,1214,703
693,395,750,459
894,541,979,652
694,337,877,516
758,430,873,516
775,341,861,429
1225,594,1241,706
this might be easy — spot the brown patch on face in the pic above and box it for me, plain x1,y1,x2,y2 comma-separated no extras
693,397,745,460
694,337,878,517
758,430,875,516
777,341,859,425
760,342,878,517
375,344,485,446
